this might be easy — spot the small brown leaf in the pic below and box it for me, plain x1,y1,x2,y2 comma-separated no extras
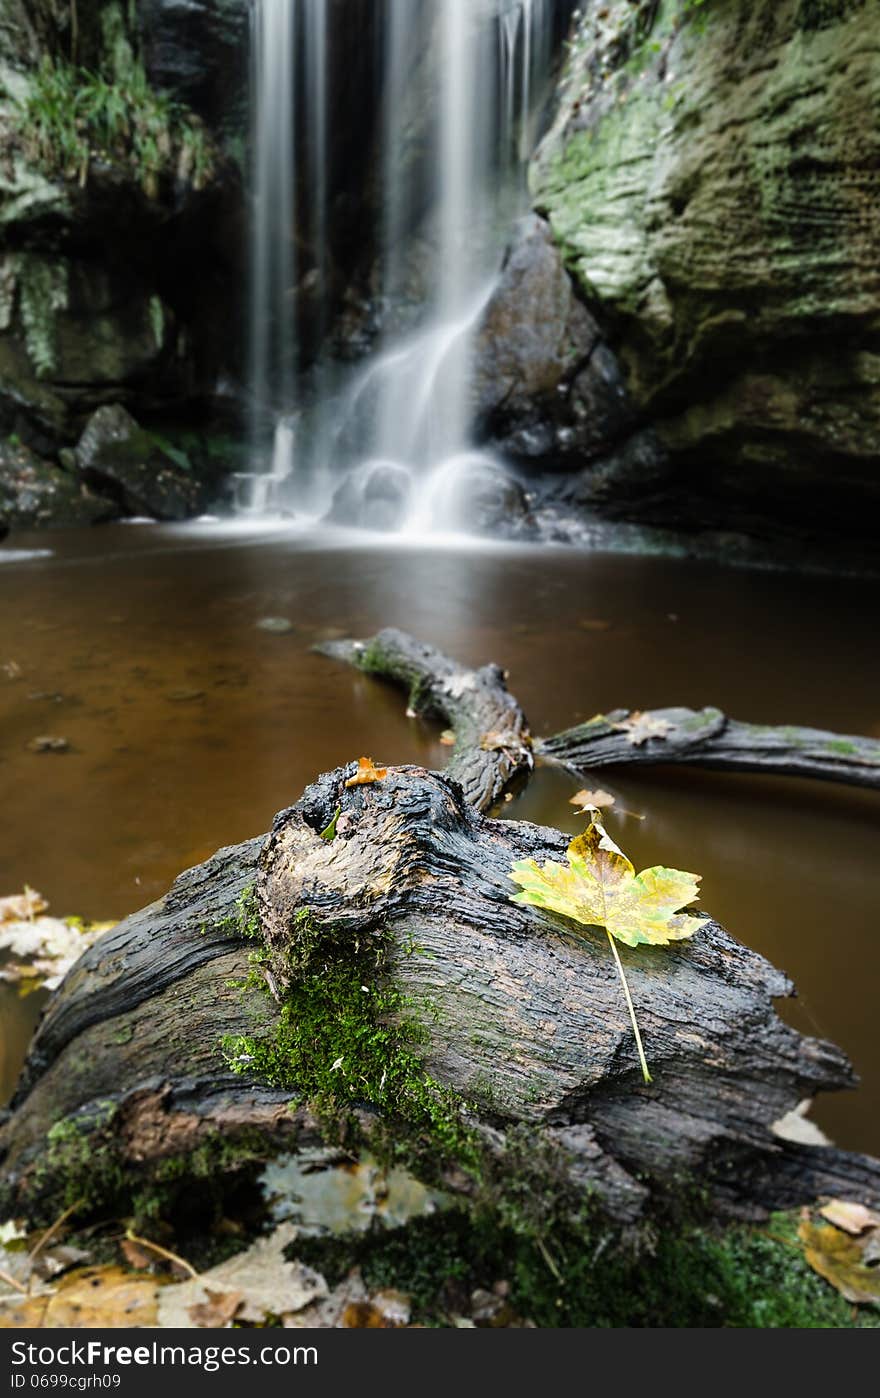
341,1289,411,1328
611,712,673,747
480,729,532,754
119,1238,156,1272
188,1288,244,1329
345,757,388,788
570,789,616,811
439,730,456,746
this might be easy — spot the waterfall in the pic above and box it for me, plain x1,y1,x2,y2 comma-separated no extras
240,0,327,515
241,0,567,529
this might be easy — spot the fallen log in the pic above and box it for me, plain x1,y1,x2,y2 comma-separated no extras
2,634,879,1233
318,629,880,796
316,628,533,810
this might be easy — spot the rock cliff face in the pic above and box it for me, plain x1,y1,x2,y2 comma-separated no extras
529,0,880,545
0,0,246,522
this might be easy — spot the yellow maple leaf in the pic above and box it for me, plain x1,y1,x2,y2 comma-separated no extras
799,1216,880,1306
509,813,706,1082
344,757,388,788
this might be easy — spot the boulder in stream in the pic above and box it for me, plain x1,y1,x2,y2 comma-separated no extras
74,405,210,521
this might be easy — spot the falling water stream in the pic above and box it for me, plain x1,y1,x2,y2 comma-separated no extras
240,0,567,527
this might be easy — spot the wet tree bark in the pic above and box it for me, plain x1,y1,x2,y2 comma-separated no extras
318,628,880,797
2,634,879,1228
316,629,534,809
541,708,880,790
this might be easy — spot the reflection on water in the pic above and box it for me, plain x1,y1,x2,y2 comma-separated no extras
1,523,878,1152
0,985,46,1104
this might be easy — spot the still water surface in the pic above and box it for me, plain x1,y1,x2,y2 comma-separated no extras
1,523,878,1152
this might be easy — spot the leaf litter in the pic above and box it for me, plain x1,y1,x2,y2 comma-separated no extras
0,887,115,991
798,1201,880,1305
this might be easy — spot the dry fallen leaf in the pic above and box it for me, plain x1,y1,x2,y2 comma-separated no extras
157,1224,327,1328
480,729,531,755
611,711,673,747
0,898,114,991
570,789,616,811
0,887,48,923
341,1289,412,1329
0,1266,159,1329
344,756,388,788
819,1200,880,1236
799,1215,880,1306
187,1288,244,1329
119,1237,158,1272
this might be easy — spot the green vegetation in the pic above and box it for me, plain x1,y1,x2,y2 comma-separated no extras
294,1205,879,1328
16,1102,275,1233
13,55,214,196
222,908,479,1175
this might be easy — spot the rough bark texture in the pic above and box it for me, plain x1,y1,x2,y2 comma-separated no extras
317,628,534,810
540,707,880,791
3,631,879,1228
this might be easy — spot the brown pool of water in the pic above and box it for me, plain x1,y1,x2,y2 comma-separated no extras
1,523,878,1153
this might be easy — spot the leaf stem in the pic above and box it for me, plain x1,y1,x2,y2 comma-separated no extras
124,1228,199,1279
606,931,652,1085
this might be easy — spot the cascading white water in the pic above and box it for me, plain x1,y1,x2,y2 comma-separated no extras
349,0,558,531
241,0,328,515
242,0,565,529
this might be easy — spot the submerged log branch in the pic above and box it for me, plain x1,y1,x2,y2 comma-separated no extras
319,630,880,795
316,627,533,811
540,707,880,790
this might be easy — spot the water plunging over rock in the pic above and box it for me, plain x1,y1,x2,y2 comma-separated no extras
243,0,573,531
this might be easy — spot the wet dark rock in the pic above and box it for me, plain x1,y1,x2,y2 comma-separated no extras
137,0,249,136
0,1,247,454
471,216,636,471
326,461,413,532
0,441,112,531
74,405,208,521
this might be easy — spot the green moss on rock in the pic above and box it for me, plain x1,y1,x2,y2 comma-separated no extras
222,908,480,1176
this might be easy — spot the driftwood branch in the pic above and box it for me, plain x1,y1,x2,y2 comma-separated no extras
316,628,532,811
2,633,878,1231
319,630,880,796
540,707,880,790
